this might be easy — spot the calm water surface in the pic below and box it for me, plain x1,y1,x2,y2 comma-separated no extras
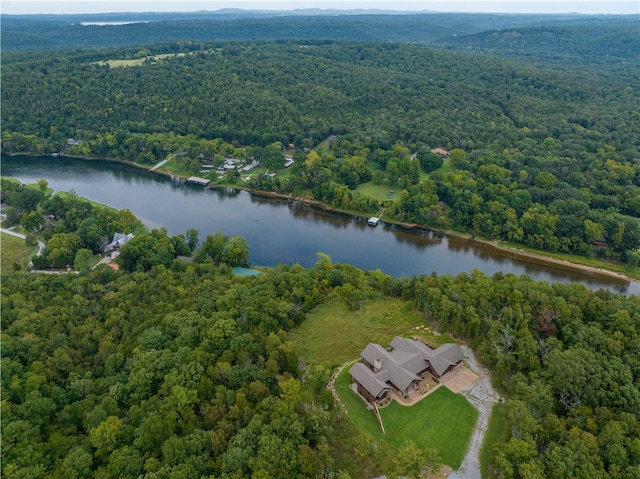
3,156,638,295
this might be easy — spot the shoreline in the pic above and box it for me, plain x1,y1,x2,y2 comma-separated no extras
5,152,639,285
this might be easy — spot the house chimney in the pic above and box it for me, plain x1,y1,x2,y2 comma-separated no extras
373,359,382,373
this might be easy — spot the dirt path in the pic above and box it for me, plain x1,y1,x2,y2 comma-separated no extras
448,345,501,479
151,158,171,170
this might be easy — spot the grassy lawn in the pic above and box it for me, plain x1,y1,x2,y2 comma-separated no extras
356,181,396,204
335,367,477,469
1,232,37,272
436,157,452,174
480,403,508,478
95,52,192,68
291,298,434,367
55,191,118,211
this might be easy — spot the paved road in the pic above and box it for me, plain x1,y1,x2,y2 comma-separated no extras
1,227,46,257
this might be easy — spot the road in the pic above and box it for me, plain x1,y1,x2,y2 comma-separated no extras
448,345,501,479
1,227,46,259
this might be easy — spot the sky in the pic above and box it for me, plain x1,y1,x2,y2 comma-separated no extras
2,1,638,15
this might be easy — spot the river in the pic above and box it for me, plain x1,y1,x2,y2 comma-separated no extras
2,155,637,294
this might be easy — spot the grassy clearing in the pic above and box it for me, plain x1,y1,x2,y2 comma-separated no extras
314,140,332,154
55,191,118,211
356,181,396,204
290,298,426,367
95,52,192,68
480,403,508,478
436,157,452,174
335,368,477,469
1,232,37,272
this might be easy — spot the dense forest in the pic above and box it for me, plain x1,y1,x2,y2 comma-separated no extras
3,36,639,265
2,222,640,477
1,184,639,477
3,12,636,52
2,13,640,478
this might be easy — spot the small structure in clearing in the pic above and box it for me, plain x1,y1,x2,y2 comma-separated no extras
431,147,449,158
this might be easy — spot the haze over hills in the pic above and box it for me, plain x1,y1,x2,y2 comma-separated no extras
2,10,637,51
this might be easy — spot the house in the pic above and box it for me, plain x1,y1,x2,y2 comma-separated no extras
283,157,295,168
349,336,464,404
104,232,134,252
223,159,238,170
431,147,449,158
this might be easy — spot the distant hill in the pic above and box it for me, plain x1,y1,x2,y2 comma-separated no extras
438,21,640,64
2,11,636,54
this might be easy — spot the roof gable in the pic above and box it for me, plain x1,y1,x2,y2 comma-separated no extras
350,337,465,398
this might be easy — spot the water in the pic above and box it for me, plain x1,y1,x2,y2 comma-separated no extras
2,155,638,294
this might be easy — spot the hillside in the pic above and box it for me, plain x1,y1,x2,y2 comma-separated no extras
3,38,639,266
2,245,639,478
1,12,636,51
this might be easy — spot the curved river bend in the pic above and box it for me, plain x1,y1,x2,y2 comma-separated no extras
2,156,637,295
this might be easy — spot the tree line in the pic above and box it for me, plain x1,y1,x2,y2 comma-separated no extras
2,229,639,478
2,40,638,265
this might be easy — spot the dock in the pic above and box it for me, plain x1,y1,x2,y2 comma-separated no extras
367,207,385,226
187,176,211,186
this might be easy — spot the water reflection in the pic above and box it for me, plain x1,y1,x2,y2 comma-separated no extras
2,155,638,295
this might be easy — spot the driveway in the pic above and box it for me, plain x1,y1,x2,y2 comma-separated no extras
448,345,501,479
1,227,46,257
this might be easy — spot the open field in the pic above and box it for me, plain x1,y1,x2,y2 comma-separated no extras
1,232,36,271
335,368,477,469
95,52,195,68
290,298,456,367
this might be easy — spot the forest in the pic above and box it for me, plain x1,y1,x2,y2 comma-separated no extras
2,206,640,477
2,35,639,266
2,13,640,478
3,12,636,52
1,181,640,477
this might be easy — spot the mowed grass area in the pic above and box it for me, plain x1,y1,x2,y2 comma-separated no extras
1,232,37,271
480,403,508,478
335,367,477,469
95,52,194,68
290,298,426,367
356,181,396,204
498,241,640,281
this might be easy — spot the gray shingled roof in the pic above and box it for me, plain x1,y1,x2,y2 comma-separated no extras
349,362,390,399
350,337,464,399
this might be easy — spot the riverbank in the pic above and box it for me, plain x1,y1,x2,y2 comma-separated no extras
246,188,640,285
5,152,638,286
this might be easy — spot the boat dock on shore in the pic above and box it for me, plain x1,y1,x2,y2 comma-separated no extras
187,176,210,186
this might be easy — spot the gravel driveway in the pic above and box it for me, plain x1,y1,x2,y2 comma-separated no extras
448,345,501,479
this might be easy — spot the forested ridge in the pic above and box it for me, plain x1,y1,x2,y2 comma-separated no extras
2,16,640,477
1,184,640,478
3,12,635,52
3,38,639,265
2,236,640,478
